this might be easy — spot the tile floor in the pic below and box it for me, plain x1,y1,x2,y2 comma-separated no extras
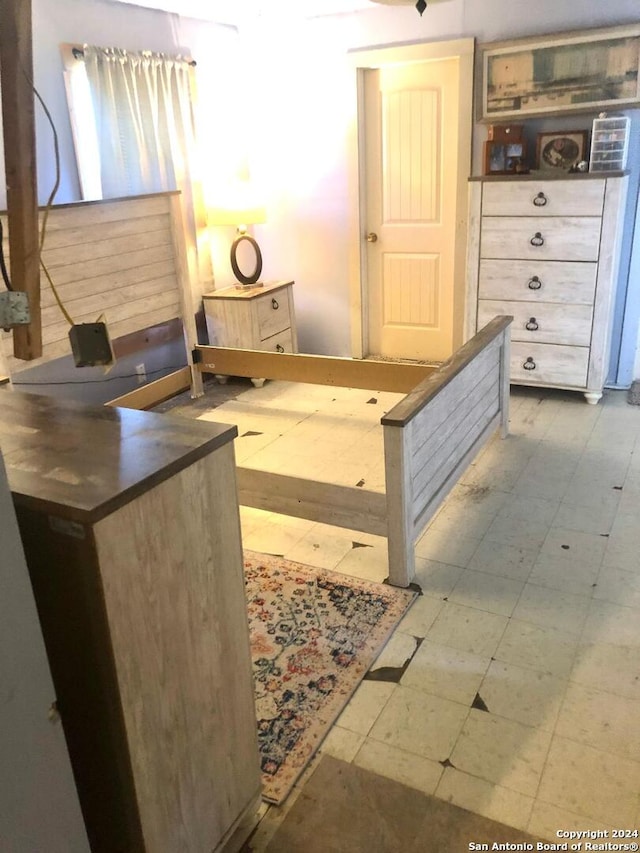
196,380,640,843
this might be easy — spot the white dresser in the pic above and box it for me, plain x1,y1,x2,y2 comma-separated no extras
466,174,628,403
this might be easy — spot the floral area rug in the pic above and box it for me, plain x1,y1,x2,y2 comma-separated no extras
244,550,417,805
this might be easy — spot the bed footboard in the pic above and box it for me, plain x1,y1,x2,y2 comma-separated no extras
382,316,512,587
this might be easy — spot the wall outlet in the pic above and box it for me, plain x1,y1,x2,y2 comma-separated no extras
135,363,146,384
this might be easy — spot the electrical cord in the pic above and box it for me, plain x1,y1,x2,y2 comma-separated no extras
0,219,13,291
11,364,188,386
31,80,75,326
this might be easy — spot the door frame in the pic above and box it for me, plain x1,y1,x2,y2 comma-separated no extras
347,38,475,358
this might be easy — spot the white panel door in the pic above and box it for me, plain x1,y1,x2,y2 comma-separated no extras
365,57,462,361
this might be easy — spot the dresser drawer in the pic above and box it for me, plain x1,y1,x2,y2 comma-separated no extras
480,216,602,262
482,180,605,217
261,328,294,353
511,342,589,387
478,260,597,305
478,300,592,346
256,290,291,340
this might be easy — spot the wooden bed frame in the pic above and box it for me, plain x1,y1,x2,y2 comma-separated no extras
1,191,511,588
194,315,512,588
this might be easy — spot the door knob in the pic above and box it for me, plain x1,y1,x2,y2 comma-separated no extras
366,232,378,243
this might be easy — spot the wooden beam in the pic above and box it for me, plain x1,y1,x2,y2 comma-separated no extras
105,367,191,411
0,0,42,359
196,345,437,393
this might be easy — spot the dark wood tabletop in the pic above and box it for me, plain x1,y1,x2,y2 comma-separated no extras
0,389,237,523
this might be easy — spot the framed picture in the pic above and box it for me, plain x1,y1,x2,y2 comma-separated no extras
484,140,526,175
536,131,588,172
479,24,640,121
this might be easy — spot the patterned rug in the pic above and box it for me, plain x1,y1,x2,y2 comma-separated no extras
244,551,417,805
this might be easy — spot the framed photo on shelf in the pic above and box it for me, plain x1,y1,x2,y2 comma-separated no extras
479,24,640,121
484,140,527,175
536,130,588,172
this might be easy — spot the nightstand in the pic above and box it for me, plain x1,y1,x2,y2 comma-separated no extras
203,280,297,386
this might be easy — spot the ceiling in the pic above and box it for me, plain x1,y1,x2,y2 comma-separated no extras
109,0,416,25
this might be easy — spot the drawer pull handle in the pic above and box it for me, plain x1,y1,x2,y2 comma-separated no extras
523,357,536,371
527,276,542,290
271,298,279,310
525,317,539,331
530,232,544,247
276,344,285,353
533,192,548,207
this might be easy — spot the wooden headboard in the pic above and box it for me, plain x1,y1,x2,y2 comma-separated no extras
1,191,201,401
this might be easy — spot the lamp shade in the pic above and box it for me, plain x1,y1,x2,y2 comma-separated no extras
208,180,266,227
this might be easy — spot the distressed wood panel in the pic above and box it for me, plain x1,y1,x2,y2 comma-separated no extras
95,446,260,852
1,194,184,374
481,179,605,217
236,467,388,535
412,385,500,513
478,299,593,346
511,341,589,387
479,259,597,305
480,216,602,262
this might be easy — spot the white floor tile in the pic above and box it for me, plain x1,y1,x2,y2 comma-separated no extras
527,552,599,598
571,641,640,700
400,639,490,706
537,736,640,826
511,583,590,636
582,599,640,648
448,569,524,617
539,526,607,567
555,681,640,761
427,602,509,657
436,767,534,832
413,559,465,598
354,739,443,796
593,564,640,609
478,660,566,731
527,801,614,843
396,595,445,638
450,709,552,797
467,540,538,582
414,528,482,567
368,685,469,762
319,726,365,763
335,681,396,737
494,620,579,678
371,631,418,672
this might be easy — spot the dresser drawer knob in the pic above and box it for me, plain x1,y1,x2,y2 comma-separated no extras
523,357,536,370
530,232,545,247
527,276,542,290
525,317,539,331
533,192,548,207
271,298,279,310
276,344,285,353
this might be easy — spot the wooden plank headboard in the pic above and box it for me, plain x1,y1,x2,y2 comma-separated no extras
1,192,197,382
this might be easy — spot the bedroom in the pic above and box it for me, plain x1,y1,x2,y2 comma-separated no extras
1,0,640,851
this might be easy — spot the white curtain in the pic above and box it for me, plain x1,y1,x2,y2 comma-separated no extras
81,46,211,296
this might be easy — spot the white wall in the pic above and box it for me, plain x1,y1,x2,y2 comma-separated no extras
5,0,640,378
238,1,640,376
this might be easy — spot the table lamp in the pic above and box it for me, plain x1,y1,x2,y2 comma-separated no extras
208,181,267,287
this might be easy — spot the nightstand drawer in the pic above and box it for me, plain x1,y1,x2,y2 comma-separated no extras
256,291,291,340
482,180,605,217
480,216,602,262
262,328,294,353
478,300,592,346
511,342,589,387
478,260,597,305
